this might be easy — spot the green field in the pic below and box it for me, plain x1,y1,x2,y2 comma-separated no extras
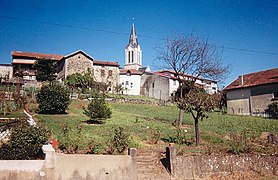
37,100,278,154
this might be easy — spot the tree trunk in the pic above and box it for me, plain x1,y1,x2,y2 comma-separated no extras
178,81,183,128
194,118,199,146
178,109,183,128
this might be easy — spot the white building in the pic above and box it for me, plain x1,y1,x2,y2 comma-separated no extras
120,69,142,95
120,21,145,95
141,70,218,101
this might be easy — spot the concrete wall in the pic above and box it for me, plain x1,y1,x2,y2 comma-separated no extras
54,154,136,180
226,88,251,115
141,73,170,100
0,146,137,180
167,147,278,179
250,83,278,116
226,83,278,116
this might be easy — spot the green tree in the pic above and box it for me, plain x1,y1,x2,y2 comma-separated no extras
83,94,112,123
33,58,57,81
36,82,70,114
65,68,95,93
175,81,218,146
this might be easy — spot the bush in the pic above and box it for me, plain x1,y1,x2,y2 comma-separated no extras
58,122,84,153
226,130,253,154
36,82,70,114
266,102,278,119
106,127,130,154
0,125,50,160
83,95,112,122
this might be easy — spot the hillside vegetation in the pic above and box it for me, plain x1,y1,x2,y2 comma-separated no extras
37,100,278,154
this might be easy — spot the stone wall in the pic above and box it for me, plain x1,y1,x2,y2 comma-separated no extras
93,65,119,92
65,52,94,77
167,147,278,179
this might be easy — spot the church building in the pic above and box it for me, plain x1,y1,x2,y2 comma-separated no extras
120,21,149,95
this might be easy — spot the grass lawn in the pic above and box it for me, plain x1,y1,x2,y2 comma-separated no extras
37,100,278,154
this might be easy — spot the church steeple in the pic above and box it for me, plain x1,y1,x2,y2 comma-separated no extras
128,20,138,47
125,19,142,70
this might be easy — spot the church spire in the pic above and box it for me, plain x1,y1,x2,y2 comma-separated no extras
128,18,138,47
124,18,142,70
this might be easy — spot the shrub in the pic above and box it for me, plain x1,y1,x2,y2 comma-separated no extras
36,82,70,114
106,127,130,154
83,95,112,123
226,130,253,154
58,122,84,153
87,138,100,154
266,102,278,119
0,125,50,160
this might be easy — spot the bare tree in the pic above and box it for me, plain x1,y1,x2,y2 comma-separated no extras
156,34,230,144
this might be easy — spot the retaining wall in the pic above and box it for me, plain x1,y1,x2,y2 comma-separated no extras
0,146,137,180
167,147,278,179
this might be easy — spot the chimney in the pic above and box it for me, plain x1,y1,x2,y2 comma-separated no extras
239,75,244,85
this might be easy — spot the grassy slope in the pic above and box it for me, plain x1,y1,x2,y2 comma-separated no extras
37,100,278,154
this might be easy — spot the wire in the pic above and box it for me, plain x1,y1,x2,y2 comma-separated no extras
0,15,277,56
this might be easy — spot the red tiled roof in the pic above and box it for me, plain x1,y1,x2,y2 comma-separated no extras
153,71,177,80
12,51,64,61
120,69,142,75
93,60,119,67
224,68,278,91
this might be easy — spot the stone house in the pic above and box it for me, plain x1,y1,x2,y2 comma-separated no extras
8,50,119,91
57,50,120,92
224,68,278,116
141,70,218,101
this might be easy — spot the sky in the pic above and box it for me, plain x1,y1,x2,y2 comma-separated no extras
0,0,277,88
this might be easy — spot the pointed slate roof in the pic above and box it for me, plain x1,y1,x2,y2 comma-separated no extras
127,21,139,48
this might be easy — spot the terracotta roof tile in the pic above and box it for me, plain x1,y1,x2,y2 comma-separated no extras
93,60,119,67
120,69,142,75
224,68,278,91
12,51,64,61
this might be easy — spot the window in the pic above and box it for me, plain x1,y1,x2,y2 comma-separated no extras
108,70,112,77
132,51,134,62
173,80,176,86
122,82,124,85
152,82,154,88
130,82,133,88
126,81,129,85
101,69,105,77
128,51,131,63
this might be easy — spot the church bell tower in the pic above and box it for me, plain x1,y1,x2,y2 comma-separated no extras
124,19,142,70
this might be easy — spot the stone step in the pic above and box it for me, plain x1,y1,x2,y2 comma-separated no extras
136,156,159,163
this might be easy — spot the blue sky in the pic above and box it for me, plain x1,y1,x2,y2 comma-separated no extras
0,0,277,88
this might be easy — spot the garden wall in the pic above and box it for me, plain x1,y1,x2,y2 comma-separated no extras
0,146,137,180
166,147,278,179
